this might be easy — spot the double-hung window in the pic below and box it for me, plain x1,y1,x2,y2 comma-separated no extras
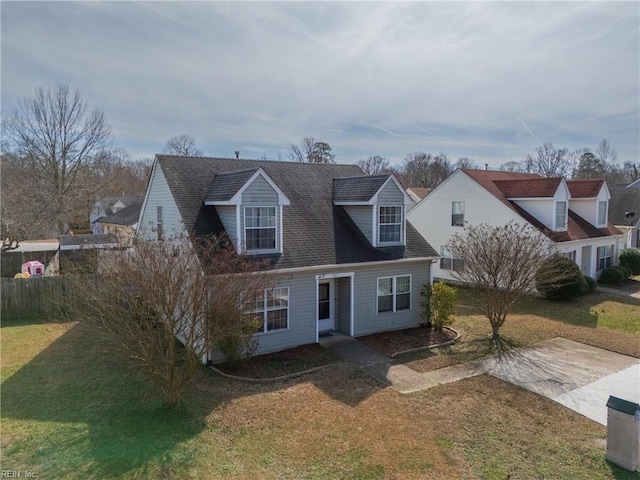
245,207,276,251
378,206,403,244
377,275,411,313
244,287,289,333
440,246,465,271
555,201,567,230
597,201,608,226
596,245,613,272
451,201,464,226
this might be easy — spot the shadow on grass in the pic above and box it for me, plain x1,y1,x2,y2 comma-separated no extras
1,321,384,478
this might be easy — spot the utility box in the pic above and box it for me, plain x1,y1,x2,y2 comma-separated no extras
606,395,640,472
22,260,45,277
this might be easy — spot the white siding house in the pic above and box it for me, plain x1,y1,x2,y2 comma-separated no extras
407,169,624,281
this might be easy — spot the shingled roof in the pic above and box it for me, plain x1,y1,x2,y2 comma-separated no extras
333,175,390,202
566,179,605,198
461,169,621,242
206,168,259,202
609,187,640,226
156,155,437,269
95,199,143,226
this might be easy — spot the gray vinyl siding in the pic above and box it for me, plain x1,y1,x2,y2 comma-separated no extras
138,163,185,240
377,181,405,205
216,205,237,244
343,205,373,244
241,175,279,203
336,277,351,334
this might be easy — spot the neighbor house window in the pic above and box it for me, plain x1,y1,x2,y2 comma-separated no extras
244,287,289,333
245,207,276,251
377,275,411,313
561,250,576,263
156,206,163,241
440,246,465,272
555,201,567,230
596,245,613,272
378,206,403,244
452,201,464,226
598,201,608,226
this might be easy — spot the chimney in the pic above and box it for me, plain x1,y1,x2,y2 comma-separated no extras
234,151,240,159
485,163,489,170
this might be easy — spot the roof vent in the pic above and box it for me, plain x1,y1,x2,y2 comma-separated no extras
235,151,240,159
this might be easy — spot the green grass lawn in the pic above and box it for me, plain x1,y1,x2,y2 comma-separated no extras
2,314,639,479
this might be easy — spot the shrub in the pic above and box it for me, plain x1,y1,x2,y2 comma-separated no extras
618,265,632,278
619,248,640,275
535,254,587,300
216,314,261,369
421,282,457,331
583,276,597,293
598,266,626,286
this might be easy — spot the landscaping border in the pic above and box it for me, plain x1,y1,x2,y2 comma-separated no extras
209,361,346,383
389,326,461,358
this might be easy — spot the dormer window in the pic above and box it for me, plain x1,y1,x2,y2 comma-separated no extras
378,206,403,244
597,201,608,226
555,201,567,230
245,207,276,251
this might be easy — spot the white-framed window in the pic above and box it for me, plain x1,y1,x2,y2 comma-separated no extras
560,250,576,263
378,206,403,244
596,245,613,272
156,206,164,241
451,201,464,226
244,287,289,333
244,206,276,251
597,201,608,226
555,201,567,230
377,275,411,314
440,246,465,272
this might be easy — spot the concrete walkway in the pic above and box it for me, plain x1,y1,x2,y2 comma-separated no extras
597,284,640,300
321,334,639,426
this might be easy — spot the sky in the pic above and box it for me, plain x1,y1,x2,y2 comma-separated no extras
2,1,639,169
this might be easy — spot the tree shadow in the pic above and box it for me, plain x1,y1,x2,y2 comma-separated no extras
1,321,384,477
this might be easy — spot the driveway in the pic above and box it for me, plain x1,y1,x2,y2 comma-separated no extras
323,335,639,426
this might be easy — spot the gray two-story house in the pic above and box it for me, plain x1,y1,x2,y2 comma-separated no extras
138,155,438,359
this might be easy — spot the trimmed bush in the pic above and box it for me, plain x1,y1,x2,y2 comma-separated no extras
421,282,457,331
619,265,632,278
584,275,597,293
598,266,626,286
619,248,640,275
535,254,587,300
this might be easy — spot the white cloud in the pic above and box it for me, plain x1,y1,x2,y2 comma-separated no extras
1,1,638,166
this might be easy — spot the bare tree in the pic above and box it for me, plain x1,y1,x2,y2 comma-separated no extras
525,143,573,177
400,152,453,188
162,134,203,157
288,137,335,163
447,221,554,341
65,233,281,407
595,138,617,164
499,160,526,173
455,157,477,169
357,155,391,175
4,85,117,235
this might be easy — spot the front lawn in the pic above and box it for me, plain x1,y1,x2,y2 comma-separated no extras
399,288,640,373
2,316,638,479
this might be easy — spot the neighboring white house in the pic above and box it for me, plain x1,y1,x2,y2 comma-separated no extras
138,155,438,361
90,196,143,234
407,168,625,281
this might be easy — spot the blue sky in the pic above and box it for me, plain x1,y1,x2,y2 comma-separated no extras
2,1,638,168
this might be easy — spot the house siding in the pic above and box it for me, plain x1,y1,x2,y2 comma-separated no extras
216,205,237,244
241,175,279,204
138,163,185,240
407,170,525,282
343,205,373,244
336,277,351,334
513,199,555,230
377,181,405,204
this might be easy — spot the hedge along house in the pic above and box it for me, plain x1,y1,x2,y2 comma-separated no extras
407,169,625,282
138,155,438,361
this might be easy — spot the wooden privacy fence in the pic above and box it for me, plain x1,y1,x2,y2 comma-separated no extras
1,277,68,319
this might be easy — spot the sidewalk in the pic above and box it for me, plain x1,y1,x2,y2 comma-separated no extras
321,334,639,425
596,284,640,300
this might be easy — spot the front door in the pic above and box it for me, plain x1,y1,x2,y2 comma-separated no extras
581,245,592,276
318,280,334,332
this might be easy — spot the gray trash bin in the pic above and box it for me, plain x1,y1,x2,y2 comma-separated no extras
606,395,640,472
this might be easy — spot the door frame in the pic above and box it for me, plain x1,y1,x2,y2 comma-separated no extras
315,272,355,342
317,279,335,333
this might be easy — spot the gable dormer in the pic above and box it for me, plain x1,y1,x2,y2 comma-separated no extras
567,179,610,228
333,174,412,247
204,168,290,254
494,177,570,231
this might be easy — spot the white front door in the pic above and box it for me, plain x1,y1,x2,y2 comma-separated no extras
318,280,334,332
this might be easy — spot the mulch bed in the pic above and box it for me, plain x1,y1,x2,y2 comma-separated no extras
359,325,458,357
214,343,339,379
